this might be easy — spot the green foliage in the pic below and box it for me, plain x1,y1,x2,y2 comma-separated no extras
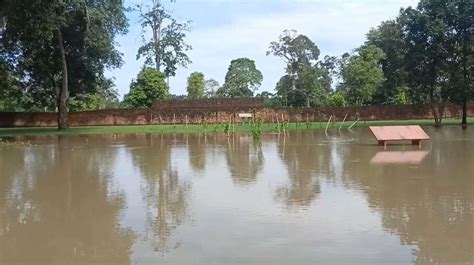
0,59,22,111
268,30,332,107
124,67,169,108
137,1,192,77
217,58,263,97
1,0,127,126
223,123,230,134
338,45,385,105
329,92,346,107
69,93,119,112
256,91,282,107
366,20,408,104
250,120,263,140
392,90,408,105
186,72,205,99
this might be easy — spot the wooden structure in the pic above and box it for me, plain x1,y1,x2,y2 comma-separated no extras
238,113,253,123
369,125,430,148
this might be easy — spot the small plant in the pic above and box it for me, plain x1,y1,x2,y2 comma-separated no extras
250,120,263,140
223,123,230,134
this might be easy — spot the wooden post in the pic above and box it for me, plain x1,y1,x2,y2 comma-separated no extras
276,113,280,132
185,115,188,128
339,113,348,130
325,115,333,133
348,118,360,130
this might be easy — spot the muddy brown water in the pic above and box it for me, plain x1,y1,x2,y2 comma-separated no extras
0,127,473,264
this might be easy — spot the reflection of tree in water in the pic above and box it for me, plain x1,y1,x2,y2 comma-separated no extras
186,134,206,171
343,129,474,264
127,134,190,253
275,131,323,208
212,135,264,185
0,136,134,264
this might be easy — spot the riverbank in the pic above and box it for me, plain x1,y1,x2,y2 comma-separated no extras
0,118,471,137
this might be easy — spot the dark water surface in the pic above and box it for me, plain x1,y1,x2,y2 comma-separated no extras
0,127,473,264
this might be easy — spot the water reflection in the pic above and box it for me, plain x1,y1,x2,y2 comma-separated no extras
342,128,474,264
186,134,206,171
370,150,429,164
0,136,134,264
274,132,322,208
0,128,472,264
126,134,190,253
214,135,264,186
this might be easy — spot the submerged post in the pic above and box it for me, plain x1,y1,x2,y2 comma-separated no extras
325,115,333,133
339,113,348,130
348,118,359,130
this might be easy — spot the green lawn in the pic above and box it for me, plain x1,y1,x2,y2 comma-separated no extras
0,118,471,137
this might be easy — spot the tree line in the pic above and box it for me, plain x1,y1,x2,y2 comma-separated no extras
0,0,472,130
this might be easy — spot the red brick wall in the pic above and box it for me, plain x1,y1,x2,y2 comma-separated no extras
1,103,473,127
152,98,264,110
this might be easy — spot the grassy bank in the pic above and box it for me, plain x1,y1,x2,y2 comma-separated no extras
0,118,471,137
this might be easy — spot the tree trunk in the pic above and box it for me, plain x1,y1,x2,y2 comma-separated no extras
461,99,467,126
57,28,69,130
152,15,161,71
306,95,310,108
431,103,444,127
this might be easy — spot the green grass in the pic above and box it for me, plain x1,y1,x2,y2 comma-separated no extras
0,118,471,137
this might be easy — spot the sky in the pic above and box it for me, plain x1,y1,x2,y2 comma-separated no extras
106,0,419,100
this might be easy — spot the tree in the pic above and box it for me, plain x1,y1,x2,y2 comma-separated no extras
217,58,263,98
267,30,331,107
338,45,385,106
186,72,205,99
1,0,128,129
400,3,452,126
0,58,22,111
137,0,192,78
256,91,282,107
329,92,346,107
124,67,169,108
443,0,473,125
204,78,220,98
366,20,409,104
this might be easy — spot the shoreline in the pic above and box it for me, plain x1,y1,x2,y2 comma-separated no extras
0,118,471,137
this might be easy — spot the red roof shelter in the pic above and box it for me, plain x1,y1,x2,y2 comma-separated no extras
369,125,430,148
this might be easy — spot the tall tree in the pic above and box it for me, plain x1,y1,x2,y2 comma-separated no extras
1,0,128,130
124,67,169,108
267,30,330,107
443,0,473,125
217,58,263,98
366,20,409,104
186,72,205,99
338,45,385,106
400,2,452,126
137,0,192,78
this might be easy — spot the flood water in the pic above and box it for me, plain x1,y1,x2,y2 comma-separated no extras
0,127,473,264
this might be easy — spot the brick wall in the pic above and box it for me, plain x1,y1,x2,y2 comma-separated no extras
152,98,264,110
1,103,473,128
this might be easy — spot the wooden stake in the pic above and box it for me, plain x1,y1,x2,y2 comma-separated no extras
348,118,360,130
325,115,333,133
339,113,348,129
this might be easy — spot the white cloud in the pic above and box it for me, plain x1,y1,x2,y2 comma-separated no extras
107,0,419,98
